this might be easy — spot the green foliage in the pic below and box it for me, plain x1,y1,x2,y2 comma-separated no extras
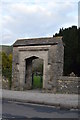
32,63,43,74
33,75,42,89
53,26,80,76
2,52,12,89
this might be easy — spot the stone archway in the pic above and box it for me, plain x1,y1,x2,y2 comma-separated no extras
24,56,43,89
12,37,64,92
19,50,48,90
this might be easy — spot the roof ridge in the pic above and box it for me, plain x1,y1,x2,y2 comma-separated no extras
13,36,62,47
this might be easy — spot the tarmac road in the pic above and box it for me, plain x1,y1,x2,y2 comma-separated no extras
2,99,79,119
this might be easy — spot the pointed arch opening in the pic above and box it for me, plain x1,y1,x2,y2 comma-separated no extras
25,56,44,89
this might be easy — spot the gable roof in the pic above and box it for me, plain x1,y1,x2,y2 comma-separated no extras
13,37,63,47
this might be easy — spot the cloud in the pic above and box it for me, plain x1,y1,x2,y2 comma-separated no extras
1,0,79,45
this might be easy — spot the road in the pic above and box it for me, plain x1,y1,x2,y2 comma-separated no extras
2,99,79,119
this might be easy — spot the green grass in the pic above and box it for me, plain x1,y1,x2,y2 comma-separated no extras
33,75,43,89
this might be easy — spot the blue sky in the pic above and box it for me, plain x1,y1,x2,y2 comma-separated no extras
0,0,79,45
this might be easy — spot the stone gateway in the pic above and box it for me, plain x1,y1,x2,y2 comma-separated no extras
12,37,64,92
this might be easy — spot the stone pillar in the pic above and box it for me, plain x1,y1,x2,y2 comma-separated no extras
43,60,46,88
12,47,20,90
24,59,32,89
43,58,49,89
19,60,25,90
48,42,64,93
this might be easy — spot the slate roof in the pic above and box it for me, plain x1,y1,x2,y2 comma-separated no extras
13,37,62,47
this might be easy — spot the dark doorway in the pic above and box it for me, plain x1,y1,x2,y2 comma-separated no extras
25,56,43,89
32,58,43,89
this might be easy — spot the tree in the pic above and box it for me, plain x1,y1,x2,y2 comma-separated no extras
53,26,80,76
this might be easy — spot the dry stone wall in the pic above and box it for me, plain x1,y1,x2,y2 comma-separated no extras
57,76,80,94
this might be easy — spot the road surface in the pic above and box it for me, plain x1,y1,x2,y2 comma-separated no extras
2,99,79,119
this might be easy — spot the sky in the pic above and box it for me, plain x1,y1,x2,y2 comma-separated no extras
0,0,79,45
78,1,80,27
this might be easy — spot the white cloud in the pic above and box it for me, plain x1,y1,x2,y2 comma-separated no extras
1,0,79,45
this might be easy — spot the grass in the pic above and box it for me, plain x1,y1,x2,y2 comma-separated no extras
33,75,43,89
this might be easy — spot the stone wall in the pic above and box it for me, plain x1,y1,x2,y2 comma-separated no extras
2,76,9,90
48,40,64,91
12,47,20,90
57,76,80,94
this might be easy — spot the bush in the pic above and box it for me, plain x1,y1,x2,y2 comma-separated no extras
2,52,12,89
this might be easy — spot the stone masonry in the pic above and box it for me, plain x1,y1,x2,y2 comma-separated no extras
12,37,64,92
57,76,80,94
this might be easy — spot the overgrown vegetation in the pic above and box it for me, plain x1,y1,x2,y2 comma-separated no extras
53,26,80,76
2,52,12,89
